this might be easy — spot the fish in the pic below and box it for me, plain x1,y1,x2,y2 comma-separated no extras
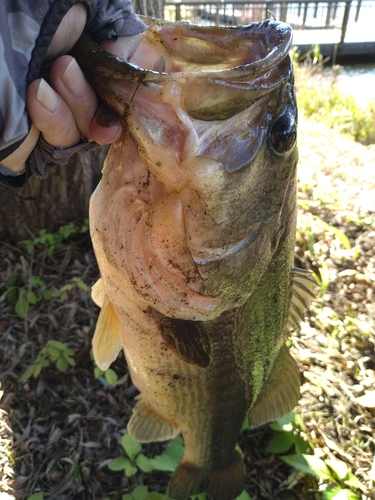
72,18,316,500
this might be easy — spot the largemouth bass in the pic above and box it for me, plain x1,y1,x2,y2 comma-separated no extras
72,18,316,500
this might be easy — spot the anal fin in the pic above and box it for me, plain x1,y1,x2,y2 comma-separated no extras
249,345,301,426
128,397,179,443
92,296,123,370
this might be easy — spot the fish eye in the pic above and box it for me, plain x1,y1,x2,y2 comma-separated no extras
270,113,296,155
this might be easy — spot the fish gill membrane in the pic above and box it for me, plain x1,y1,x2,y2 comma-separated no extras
72,18,317,500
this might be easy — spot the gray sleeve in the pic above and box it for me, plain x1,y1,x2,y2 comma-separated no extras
0,0,146,186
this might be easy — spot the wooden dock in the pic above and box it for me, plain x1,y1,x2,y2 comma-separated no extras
163,0,375,61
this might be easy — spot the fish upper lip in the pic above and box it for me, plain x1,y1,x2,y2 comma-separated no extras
189,230,260,265
72,19,293,83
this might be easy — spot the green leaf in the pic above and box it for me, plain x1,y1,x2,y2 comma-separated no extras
72,277,89,291
294,413,307,433
315,219,351,250
133,485,149,500
105,368,118,387
56,357,69,372
267,431,295,454
27,493,44,500
326,459,348,481
67,356,76,367
276,411,297,426
48,347,61,361
6,276,18,287
5,287,17,302
80,219,89,233
163,435,185,461
47,340,67,350
20,365,37,382
121,434,142,461
323,485,343,500
149,435,184,472
21,239,34,253
59,222,78,239
342,471,362,490
124,461,138,477
148,453,179,472
94,367,103,379
15,294,29,318
241,417,250,431
269,411,296,431
123,494,133,500
281,454,334,481
29,276,46,287
294,435,309,455
136,453,154,473
26,291,39,304
236,490,252,500
323,485,359,500
144,493,168,500
33,362,45,378
108,457,129,471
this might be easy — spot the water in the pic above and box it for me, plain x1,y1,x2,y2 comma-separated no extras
337,63,375,107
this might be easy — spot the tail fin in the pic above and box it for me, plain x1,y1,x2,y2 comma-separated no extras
169,449,244,500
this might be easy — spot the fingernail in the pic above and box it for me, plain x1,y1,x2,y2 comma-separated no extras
107,124,122,142
36,79,60,113
61,57,89,97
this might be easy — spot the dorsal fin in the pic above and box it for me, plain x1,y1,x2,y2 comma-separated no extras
249,345,301,426
286,267,318,330
156,314,212,368
91,277,105,308
92,296,123,370
128,397,179,443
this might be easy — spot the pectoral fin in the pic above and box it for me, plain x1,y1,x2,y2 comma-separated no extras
92,277,105,308
128,397,179,443
92,296,122,370
286,267,317,330
249,345,300,426
158,315,212,368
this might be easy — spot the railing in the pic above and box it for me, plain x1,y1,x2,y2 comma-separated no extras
163,0,374,44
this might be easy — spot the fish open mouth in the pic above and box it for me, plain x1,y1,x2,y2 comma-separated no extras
71,18,294,121
131,17,292,74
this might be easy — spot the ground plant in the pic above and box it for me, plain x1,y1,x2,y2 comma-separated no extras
1,66,374,499
293,46,375,145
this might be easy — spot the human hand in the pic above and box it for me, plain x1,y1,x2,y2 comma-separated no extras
2,4,141,173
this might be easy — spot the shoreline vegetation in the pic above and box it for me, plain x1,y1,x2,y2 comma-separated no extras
1,55,374,500
293,46,375,146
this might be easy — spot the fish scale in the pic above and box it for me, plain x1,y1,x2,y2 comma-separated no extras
72,17,317,500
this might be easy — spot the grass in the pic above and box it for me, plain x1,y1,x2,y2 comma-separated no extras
1,130,374,498
1,55,375,499
293,48,375,145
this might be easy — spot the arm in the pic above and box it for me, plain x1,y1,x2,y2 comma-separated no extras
0,0,146,187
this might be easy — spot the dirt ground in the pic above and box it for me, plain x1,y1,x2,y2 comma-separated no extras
0,114,374,500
